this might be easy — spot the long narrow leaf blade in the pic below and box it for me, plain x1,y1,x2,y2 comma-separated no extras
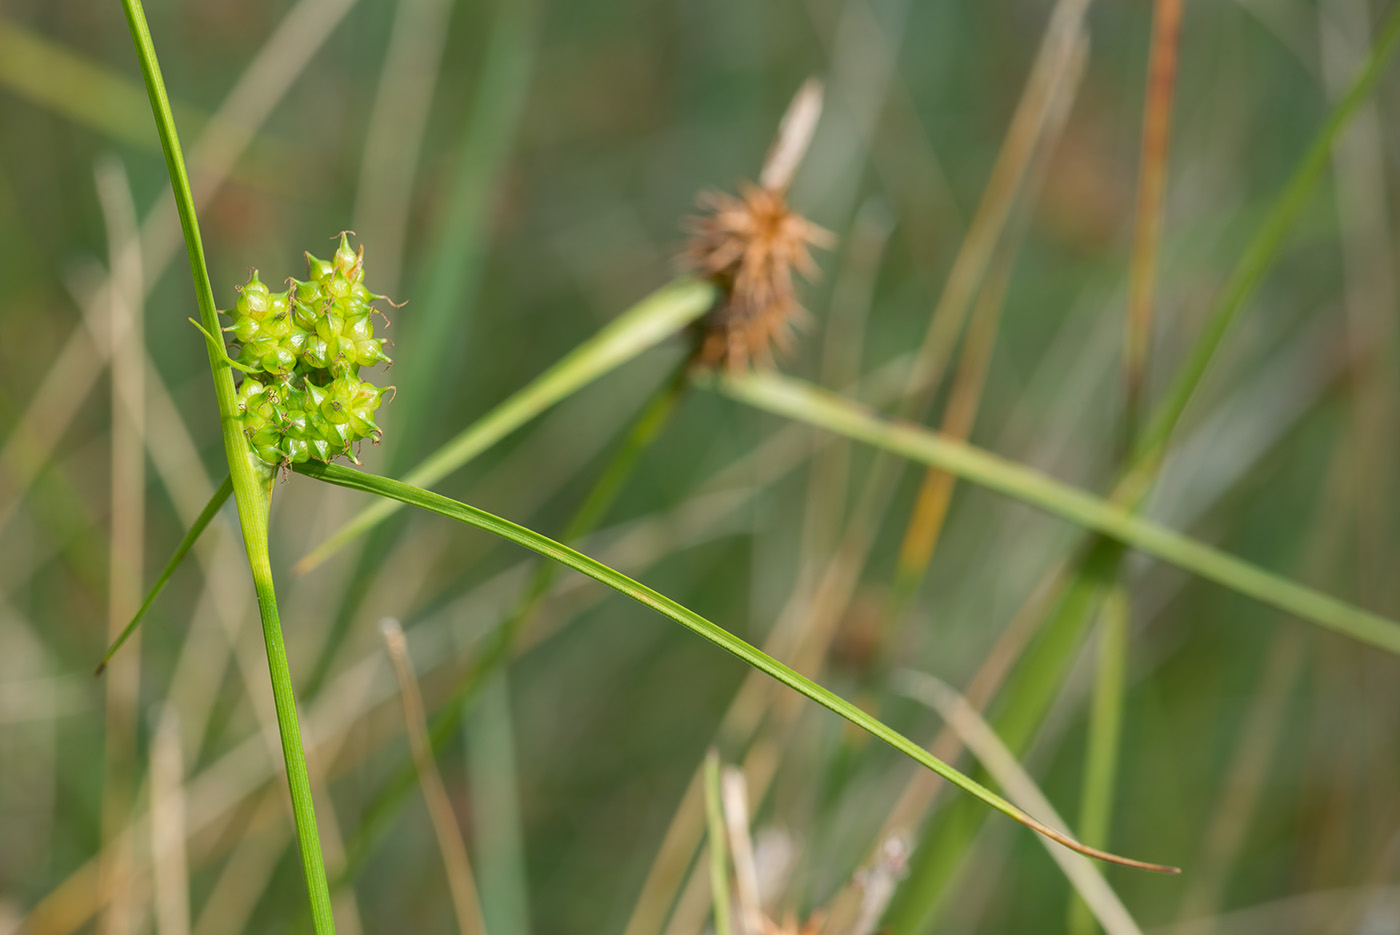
293,459,1176,873
293,278,715,574
95,473,233,675
716,370,1400,657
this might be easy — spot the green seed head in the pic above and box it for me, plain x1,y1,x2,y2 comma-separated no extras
222,235,396,467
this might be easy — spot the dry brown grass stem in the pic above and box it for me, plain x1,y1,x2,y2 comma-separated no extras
1123,0,1183,445
720,768,764,935
381,619,488,935
96,157,144,935
760,78,825,194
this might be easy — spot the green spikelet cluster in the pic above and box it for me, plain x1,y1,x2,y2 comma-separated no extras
222,234,395,467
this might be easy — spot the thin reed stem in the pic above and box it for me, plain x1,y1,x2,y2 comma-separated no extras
116,2,335,930
703,750,733,935
1069,586,1130,935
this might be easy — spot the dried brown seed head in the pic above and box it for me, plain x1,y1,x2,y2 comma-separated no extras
684,181,833,370
682,78,832,371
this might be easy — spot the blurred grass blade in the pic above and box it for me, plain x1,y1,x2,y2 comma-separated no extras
293,459,1177,873
895,671,1149,935
703,749,733,935
717,370,1400,656
1134,0,1400,465
293,278,714,573
387,0,540,467
1070,584,1131,935
95,474,233,675
0,19,194,154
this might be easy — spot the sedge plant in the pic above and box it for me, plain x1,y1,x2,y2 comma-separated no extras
114,5,1191,930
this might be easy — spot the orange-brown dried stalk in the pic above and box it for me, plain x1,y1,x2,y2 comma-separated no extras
684,79,833,370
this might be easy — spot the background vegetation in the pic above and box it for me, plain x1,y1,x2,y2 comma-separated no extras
1,0,1398,932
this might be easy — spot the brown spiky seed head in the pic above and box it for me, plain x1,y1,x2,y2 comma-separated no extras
684,181,832,371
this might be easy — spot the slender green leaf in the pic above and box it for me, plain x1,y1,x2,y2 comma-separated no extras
716,370,1400,656
294,278,715,573
294,459,1176,873
95,474,233,675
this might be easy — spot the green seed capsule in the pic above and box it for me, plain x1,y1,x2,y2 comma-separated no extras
305,251,334,283
333,233,363,282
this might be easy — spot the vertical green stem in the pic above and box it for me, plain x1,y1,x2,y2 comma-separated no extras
117,1,335,930
1068,584,1129,935
703,749,732,935
253,567,336,930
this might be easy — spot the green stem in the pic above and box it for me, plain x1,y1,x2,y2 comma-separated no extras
703,749,733,935
1069,584,1129,935
252,565,336,930
117,2,335,930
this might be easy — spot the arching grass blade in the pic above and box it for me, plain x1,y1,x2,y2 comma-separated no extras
293,459,1177,874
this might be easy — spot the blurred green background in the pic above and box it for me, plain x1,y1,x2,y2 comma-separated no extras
2,0,1399,932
